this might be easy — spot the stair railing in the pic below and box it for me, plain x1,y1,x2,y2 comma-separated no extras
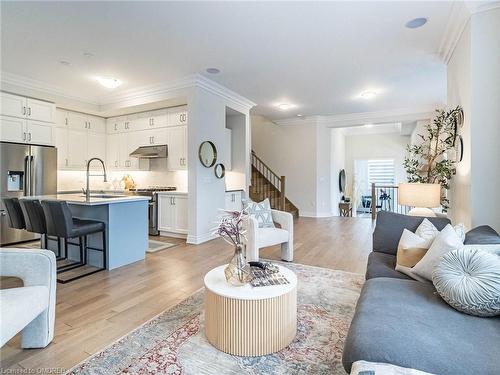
370,183,410,219
251,150,286,211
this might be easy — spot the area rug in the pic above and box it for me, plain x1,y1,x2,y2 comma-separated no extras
146,240,178,253
67,263,364,375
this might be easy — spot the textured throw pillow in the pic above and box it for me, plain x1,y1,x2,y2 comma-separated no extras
433,247,500,317
412,224,464,281
243,198,274,228
395,229,429,282
415,219,466,247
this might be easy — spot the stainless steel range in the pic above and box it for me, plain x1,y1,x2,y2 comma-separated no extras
129,186,177,235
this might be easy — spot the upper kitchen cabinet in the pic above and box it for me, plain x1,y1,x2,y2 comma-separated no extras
167,126,187,170
0,115,54,146
1,92,55,123
58,109,106,133
168,106,188,126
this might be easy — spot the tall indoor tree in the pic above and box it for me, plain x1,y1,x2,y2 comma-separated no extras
403,106,464,211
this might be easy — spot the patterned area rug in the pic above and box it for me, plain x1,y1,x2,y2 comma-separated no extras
67,263,364,375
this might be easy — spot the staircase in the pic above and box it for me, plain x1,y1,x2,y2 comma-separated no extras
250,150,299,218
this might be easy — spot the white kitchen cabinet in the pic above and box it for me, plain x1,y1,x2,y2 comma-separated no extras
87,116,106,133
1,93,26,118
0,116,53,146
106,133,121,169
1,93,55,123
26,98,56,123
225,191,243,211
167,126,187,170
54,127,68,168
106,116,126,133
0,115,25,143
67,130,87,168
157,193,188,235
168,106,188,126
27,120,53,146
87,132,107,162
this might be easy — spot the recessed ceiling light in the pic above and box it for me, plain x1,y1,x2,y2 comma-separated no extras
206,68,220,74
83,52,94,58
96,76,122,89
360,90,377,99
58,60,71,66
364,124,374,128
297,114,303,117
278,103,293,111
405,18,428,29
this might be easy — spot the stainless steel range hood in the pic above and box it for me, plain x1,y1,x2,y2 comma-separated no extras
130,145,168,159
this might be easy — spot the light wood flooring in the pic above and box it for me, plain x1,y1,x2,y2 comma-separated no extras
0,216,373,372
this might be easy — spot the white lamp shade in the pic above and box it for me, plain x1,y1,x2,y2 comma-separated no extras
398,183,441,208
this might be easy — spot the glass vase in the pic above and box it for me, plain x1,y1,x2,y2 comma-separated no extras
224,243,252,286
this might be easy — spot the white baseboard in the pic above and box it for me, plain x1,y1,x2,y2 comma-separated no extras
159,231,187,239
186,232,218,245
299,211,335,218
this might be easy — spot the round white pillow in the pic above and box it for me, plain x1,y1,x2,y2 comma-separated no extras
432,247,500,317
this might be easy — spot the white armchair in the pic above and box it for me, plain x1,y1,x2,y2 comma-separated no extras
245,209,294,262
0,248,57,348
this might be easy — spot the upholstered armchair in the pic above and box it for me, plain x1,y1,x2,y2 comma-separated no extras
0,249,56,348
245,209,294,262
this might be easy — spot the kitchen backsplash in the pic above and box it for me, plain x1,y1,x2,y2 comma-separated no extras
58,170,188,191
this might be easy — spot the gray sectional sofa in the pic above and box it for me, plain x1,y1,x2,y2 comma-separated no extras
343,211,500,375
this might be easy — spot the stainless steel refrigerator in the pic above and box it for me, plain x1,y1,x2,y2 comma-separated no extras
0,142,57,245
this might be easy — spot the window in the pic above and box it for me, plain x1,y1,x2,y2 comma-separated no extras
367,159,395,186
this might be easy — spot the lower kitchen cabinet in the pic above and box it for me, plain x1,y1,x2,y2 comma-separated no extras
157,194,188,235
225,190,243,211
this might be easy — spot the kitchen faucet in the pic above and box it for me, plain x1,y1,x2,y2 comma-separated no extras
83,158,107,200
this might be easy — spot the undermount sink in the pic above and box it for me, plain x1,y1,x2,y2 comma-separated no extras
81,194,128,199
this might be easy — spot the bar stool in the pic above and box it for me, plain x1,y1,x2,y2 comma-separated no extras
41,200,106,283
2,197,26,230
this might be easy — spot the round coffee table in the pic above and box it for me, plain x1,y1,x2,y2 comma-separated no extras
204,264,297,356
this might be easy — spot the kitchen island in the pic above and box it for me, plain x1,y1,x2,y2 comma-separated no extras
27,194,150,270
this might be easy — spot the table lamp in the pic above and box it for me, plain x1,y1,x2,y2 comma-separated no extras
398,183,441,217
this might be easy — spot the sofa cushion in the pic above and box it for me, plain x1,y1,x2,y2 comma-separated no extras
373,211,450,256
342,278,500,375
366,252,411,280
0,286,49,346
257,227,289,248
464,225,500,244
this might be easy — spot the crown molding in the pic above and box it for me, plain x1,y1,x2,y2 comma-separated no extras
0,71,99,105
1,71,256,111
465,0,500,15
438,2,471,64
274,106,437,127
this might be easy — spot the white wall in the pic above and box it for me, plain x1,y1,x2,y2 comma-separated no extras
251,115,317,216
330,128,345,215
447,8,500,231
344,132,409,213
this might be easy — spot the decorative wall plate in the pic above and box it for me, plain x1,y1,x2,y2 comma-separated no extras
214,163,225,179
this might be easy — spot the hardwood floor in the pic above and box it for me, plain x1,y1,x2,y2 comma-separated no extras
0,216,373,371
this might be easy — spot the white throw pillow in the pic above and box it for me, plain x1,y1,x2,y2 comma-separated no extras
415,219,440,248
412,224,464,281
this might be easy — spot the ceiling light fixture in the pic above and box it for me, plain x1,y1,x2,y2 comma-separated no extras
58,60,71,66
83,52,94,58
405,18,428,29
96,76,122,89
297,114,303,117
206,68,220,74
360,90,377,99
364,124,374,128
277,103,293,111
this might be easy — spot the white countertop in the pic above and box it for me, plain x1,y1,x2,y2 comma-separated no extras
23,194,150,206
204,264,297,300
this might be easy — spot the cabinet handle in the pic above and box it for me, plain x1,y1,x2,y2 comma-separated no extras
115,161,118,167
88,121,91,129
151,136,154,144
65,118,68,126
65,158,68,166
28,107,31,116
28,133,32,141
172,197,176,205
114,124,117,131
23,132,26,141
22,106,26,116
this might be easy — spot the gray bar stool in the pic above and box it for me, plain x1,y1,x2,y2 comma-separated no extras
2,197,26,231
41,200,106,283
